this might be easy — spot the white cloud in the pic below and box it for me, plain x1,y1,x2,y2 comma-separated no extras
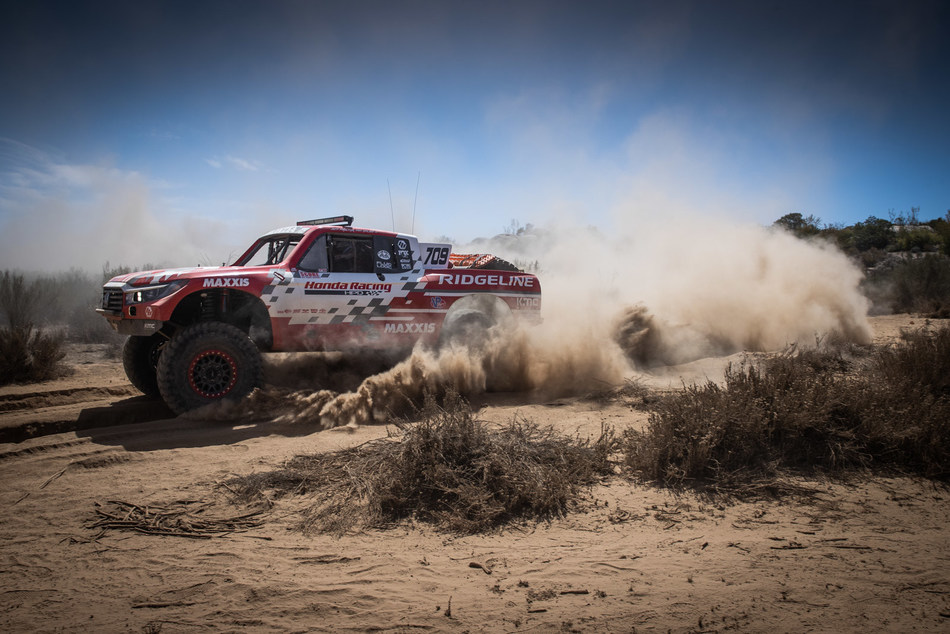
0,139,242,272
225,155,260,171
205,154,270,172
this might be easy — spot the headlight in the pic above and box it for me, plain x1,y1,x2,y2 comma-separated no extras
125,281,187,305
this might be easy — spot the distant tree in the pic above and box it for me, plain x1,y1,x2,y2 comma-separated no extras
889,206,921,227
773,212,821,237
927,212,950,256
502,219,534,236
502,219,524,236
0,272,42,330
850,216,894,252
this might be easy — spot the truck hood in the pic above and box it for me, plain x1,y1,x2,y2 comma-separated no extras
106,266,275,287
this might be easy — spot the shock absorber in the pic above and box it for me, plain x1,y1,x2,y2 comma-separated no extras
219,289,229,317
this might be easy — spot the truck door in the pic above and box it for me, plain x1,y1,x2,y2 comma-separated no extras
276,233,408,348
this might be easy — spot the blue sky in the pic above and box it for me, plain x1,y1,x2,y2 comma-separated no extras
1,0,948,271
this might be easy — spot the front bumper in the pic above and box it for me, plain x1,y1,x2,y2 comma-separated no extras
96,309,164,335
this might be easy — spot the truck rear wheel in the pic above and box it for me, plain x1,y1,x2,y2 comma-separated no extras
156,322,262,415
122,333,165,397
439,309,493,349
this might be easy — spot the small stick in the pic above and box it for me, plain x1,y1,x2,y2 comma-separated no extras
131,601,198,609
39,466,68,489
469,561,492,575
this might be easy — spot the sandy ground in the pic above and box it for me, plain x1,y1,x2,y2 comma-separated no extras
1,315,948,632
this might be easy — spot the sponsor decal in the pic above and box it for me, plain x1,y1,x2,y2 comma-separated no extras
377,261,393,270
424,246,450,266
436,273,535,288
430,296,447,309
304,281,392,292
384,322,436,334
377,249,392,260
516,297,540,308
277,308,329,315
203,277,251,288
397,239,408,250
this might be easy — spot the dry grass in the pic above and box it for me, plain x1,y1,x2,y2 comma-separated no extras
0,324,68,385
622,325,950,491
224,390,616,534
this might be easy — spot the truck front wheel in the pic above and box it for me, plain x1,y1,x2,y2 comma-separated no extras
122,333,165,397
156,322,262,415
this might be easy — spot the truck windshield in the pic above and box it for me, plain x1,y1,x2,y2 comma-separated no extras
235,235,302,266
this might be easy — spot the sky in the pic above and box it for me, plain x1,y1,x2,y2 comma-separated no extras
1,0,948,271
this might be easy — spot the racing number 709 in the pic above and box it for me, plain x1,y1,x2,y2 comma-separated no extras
424,246,450,266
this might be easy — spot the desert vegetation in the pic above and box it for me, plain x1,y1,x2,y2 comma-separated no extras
0,265,134,385
225,324,949,534
623,326,950,492
774,209,950,315
224,390,615,534
0,272,69,384
3,212,949,527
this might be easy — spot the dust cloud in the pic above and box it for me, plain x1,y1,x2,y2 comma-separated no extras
478,214,871,366
210,213,871,429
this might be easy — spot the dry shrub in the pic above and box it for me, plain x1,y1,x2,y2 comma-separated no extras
0,325,68,385
864,254,950,316
857,326,950,475
224,390,615,534
584,377,656,409
0,271,76,383
623,326,950,490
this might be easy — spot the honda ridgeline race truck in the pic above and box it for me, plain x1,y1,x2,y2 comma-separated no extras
98,216,542,414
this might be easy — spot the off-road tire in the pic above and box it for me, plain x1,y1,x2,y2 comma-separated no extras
156,322,262,415
122,334,165,397
439,309,493,349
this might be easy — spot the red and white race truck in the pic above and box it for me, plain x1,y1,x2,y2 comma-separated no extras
98,216,542,413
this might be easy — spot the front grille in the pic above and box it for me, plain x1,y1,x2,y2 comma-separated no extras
102,288,123,311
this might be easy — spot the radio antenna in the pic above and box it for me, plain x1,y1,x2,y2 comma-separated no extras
411,171,420,234
387,179,395,231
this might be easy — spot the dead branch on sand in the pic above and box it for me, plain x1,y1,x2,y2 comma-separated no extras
89,500,266,538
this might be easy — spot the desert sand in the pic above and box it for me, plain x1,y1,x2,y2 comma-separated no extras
1,315,948,632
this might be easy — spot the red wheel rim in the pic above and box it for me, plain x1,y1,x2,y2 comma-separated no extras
187,349,238,398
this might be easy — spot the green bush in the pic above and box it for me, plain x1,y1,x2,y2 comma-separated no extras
927,215,950,256
850,216,895,251
773,212,822,238
893,227,941,253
